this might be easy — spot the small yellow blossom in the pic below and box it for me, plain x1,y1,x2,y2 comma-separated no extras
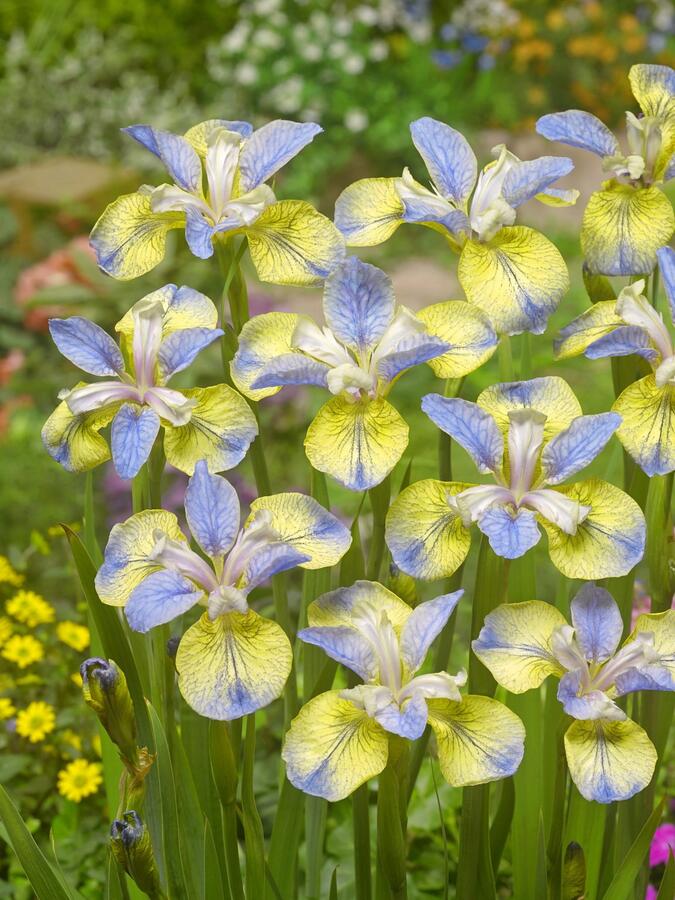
0,698,16,719
6,590,55,627
57,759,103,803
60,729,83,754
71,672,83,688
92,733,102,758
16,701,55,742
0,556,23,587
2,635,44,669
0,617,13,643
56,621,90,652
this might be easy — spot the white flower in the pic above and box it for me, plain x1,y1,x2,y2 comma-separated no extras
369,40,388,61
333,17,352,37
355,5,379,26
256,28,283,50
329,39,349,59
300,44,323,62
236,62,259,86
345,109,369,132
343,54,365,75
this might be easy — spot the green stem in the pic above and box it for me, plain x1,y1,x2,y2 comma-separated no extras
438,377,464,482
241,715,266,900
376,738,408,900
209,722,245,900
468,538,509,696
519,331,532,380
546,721,569,900
645,473,674,613
366,476,391,581
83,470,102,565
352,785,372,900
498,335,514,382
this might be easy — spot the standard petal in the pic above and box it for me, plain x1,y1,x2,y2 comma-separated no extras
540,413,621,484
238,120,322,191
541,479,646,579
48,317,124,376
613,375,675,476
42,394,116,473
158,327,223,381
554,301,622,360
231,312,300,401
123,126,202,191
399,590,464,676
421,395,503,474
427,695,525,786
616,610,675,695
239,543,309,592
125,570,204,633
115,284,218,347
535,111,619,158
95,509,185,607
477,506,542,559
502,156,574,208
334,178,405,246
176,610,292,720
185,460,240,558
246,200,346,286
183,119,253,155
416,301,498,378
459,227,569,335
564,717,657,803
323,256,394,351
376,333,450,383
110,404,161,479
163,384,258,475
282,691,389,801
570,583,623,663
90,192,184,280
304,396,408,492
409,117,477,204
581,185,674,276
307,580,412,630
298,626,376,681
249,493,351,570
472,600,567,693
656,245,675,322
477,376,582,441
629,63,675,120
385,479,472,580
249,353,329,391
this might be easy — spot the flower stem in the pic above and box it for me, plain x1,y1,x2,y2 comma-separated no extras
210,721,245,900
645,472,674,613
498,335,514,382
376,737,409,900
366,475,391,581
438,377,464,482
352,784,373,900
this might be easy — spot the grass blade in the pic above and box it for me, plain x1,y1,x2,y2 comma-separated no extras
241,714,266,900
601,801,664,900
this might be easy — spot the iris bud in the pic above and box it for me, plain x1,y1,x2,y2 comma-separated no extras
110,810,163,898
81,657,137,766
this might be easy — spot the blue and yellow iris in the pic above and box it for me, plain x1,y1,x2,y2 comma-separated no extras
90,119,345,285
386,376,646,579
95,460,351,719
283,581,525,801
537,64,675,276
335,118,576,335
232,255,498,491
42,284,257,478
473,584,674,802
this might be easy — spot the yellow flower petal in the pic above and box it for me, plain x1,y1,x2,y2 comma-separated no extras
282,690,389,801
427,695,525,786
95,509,185,607
176,610,292,719
163,384,258,475
90,192,184,280
231,311,300,401
334,177,405,246
564,717,657,803
541,479,646,579
305,396,408,491
613,376,675,476
554,301,622,360
629,64,675,179
307,580,412,630
458,227,569,335
581,184,674,276
416,300,498,378
472,601,567,692
42,388,118,473
116,284,218,348
477,376,582,441
246,200,345,286
385,479,472,580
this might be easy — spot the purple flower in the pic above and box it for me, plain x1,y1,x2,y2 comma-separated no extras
650,823,675,867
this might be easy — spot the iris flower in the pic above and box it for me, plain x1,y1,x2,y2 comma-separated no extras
537,64,674,276
90,119,345,285
283,581,524,801
42,284,257,478
334,117,576,335
95,460,351,719
386,377,645,579
231,255,497,490
473,584,675,803
556,246,675,476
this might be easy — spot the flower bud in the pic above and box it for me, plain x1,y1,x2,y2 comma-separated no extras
81,657,137,765
110,810,163,898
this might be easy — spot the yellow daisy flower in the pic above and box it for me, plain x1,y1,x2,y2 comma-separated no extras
0,556,23,587
60,729,83,754
57,759,103,803
0,697,16,719
2,635,44,669
6,591,55,627
16,701,56,743
0,617,14,643
56,621,90,653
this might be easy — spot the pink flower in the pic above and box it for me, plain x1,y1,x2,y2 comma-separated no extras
650,823,675,867
645,885,657,900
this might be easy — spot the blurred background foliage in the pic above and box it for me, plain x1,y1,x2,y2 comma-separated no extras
0,3,673,895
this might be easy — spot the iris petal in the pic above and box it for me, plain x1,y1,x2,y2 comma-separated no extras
232,312,300,401
409,117,477,204
110,404,161,480
477,505,541,559
540,413,621,484
334,177,405,246
125,570,204,633
238,120,322,192
536,111,619,158
185,460,240,558
421,395,503,474
298,626,376,681
501,156,574,209
613,375,675,476
49,317,125,377
571,583,624,663
477,376,582,441
307,580,412,630
42,391,117,473
399,590,463,676
323,256,395,351
554,301,622,360
416,301,498,378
